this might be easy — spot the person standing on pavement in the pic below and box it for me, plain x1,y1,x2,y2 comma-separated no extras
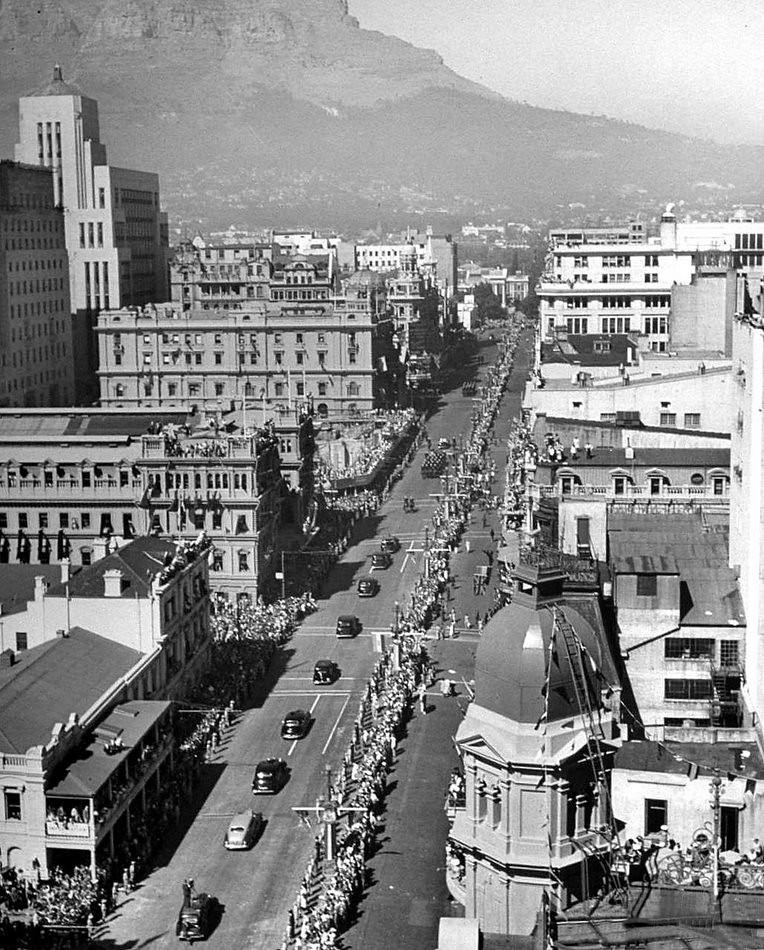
465,538,471,553
417,682,427,715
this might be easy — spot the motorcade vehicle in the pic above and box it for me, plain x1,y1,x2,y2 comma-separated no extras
313,660,340,685
380,536,401,553
281,709,311,739
252,758,289,794
223,810,264,850
336,615,361,638
357,577,380,598
371,552,393,570
176,892,213,942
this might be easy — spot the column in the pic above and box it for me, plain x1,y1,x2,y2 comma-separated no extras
575,794,587,837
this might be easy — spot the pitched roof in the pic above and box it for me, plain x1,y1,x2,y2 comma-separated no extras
0,628,142,754
46,536,179,599
543,447,729,469
541,334,637,367
615,740,763,779
46,700,172,797
0,563,70,616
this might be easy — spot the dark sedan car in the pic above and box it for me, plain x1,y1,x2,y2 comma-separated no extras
357,577,380,598
380,536,401,553
252,757,289,794
370,552,393,570
313,660,340,685
336,615,361,638
177,892,213,943
281,709,311,740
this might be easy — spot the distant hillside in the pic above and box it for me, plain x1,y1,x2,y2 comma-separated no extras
2,0,762,229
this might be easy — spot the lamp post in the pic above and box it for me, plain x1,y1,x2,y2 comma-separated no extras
709,772,723,901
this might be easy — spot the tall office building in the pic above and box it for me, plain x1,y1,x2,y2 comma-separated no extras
14,66,169,402
0,160,74,406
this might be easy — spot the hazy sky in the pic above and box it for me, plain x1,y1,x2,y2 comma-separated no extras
349,0,763,146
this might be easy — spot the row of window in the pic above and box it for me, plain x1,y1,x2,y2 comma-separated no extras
3,237,66,251
7,277,65,294
559,472,727,494
112,379,355,399
2,218,63,235
664,637,739,664
559,254,660,268
79,221,104,248
556,295,671,309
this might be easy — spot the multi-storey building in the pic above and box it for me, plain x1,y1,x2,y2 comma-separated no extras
99,251,401,418
14,67,169,402
0,408,283,597
355,228,457,298
0,534,211,878
458,262,529,305
171,242,272,310
0,160,74,407
539,206,763,353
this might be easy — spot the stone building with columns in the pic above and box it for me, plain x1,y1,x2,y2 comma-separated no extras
448,563,621,937
0,534,211,877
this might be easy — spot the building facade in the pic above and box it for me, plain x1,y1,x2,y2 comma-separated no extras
0,160,74,407
539,207,762,353
14,67,169,402
354,228,457,298
0,534,211,877
449,565,621,936
0,408,284,597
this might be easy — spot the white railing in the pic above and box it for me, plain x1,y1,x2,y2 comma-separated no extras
530,484,729,501
46,820,93,839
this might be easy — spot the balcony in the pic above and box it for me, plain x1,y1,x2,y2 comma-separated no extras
45,819,93,841
530,483,729,503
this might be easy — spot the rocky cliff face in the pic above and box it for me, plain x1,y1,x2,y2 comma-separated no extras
2,0,761,228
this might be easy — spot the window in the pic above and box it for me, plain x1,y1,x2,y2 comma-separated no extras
194,353,202,365
81,549,92,565
80,513,91,529
636,573,657,596
39,513,48,529
659,412,676,427
189,383,201,396
235,515,249,535
712,476,727,496
82,471,91,487
649,475,664,495
168,383,177,396
214,352,223,365
273,333,282,344
18,512,28,529
720,640,739,667
612,475,627,495
215,383,224,396
296,382,305,396
665,637,714,660
59,513,69,529
274,382,284,397
296,333,303,344
238,551,249,572
296,352,304,365
214,333,223,344
664,679,713,700
15,631,28,651
97,223,103,247
318,382,327,396
4,790,21,821
644,799,667,835
79,223,85,248
684,413,701,429
98,187,105,208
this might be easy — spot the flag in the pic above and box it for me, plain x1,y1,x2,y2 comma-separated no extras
136,485,152,509
745,779,757,798
687,762,699,781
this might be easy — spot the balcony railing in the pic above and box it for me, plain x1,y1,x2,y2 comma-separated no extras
46,819,92,840
530,483,729,502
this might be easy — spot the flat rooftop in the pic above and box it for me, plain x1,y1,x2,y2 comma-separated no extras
616,739,764,779
0,409,187,440
538,446,730,469
0,563,69,617
0,627,143,754
541,333,637,368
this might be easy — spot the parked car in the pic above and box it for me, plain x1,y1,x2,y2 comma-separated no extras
252,758,289,794
176,892,213,942
336,615,361,638
313,660,340,685
380,536,401,553
357,577,380,598
281,709,311,739
371,552,393,570
224,810,264,850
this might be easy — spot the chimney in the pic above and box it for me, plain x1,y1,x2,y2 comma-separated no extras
53,64,63,83
60,558,70,584
103,569,123,598
34,576,49,602
93,538,108,561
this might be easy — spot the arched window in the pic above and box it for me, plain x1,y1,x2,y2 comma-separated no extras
316,403,328,418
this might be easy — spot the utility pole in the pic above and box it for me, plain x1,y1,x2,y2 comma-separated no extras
292,767,366,862
280,550,286,600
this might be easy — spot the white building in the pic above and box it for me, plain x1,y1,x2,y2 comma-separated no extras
539,207,763,353
14,65,169,401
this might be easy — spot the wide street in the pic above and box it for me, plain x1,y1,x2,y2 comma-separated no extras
95,328,526,950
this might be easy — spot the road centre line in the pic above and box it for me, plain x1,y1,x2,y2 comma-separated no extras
322,694,350,755
271,689,351,696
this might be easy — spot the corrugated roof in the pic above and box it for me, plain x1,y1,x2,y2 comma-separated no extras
612,555,679,575
544,447,729,468
0,628,143,754
46,700,172,797
608,513,745,626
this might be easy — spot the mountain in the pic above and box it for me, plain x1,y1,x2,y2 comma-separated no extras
2,0,762,230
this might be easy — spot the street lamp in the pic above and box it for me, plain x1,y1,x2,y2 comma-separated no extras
709,773,723,901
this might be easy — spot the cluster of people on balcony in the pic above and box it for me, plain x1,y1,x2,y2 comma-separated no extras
46,803,90,828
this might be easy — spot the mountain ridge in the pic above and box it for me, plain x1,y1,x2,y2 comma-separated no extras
2,0,761,229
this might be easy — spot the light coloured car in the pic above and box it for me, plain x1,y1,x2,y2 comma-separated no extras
224,810,263,850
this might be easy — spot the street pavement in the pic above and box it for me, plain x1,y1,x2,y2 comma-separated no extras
93,331,520,950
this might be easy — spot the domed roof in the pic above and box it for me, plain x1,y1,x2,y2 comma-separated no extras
36,65,82,98
473,600,605,725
